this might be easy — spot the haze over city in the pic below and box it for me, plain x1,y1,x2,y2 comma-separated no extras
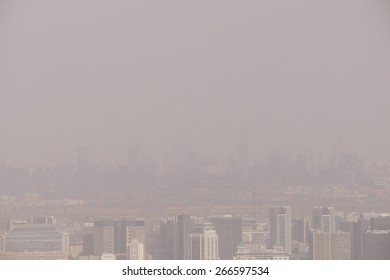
1,0,390,167
1,0,390,261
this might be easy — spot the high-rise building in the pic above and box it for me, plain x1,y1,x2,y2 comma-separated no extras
159,217,176,259
82,223,94,256
159,214,193,260
93,218,146,259
310,207,350,260
209,215,242,260
364,230,390,259
188,222,219,260
0,217,69,260
175,214,192,260
93,220,115,256
352,218,369,260
292,217,310,244
127,239,144,260
339,217,370,260
310,231,350,260
269,206,292,255
370,215,390,231
312,207,336,233
125,219,146,259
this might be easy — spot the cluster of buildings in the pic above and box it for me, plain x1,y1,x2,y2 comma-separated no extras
0,217,146,260
158,208,390,260
1,207,390,260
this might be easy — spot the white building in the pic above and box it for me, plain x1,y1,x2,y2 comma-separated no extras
269,206,292,255
127,239,144,260
188,222,219,260
0,217,69,260
312,207,336,233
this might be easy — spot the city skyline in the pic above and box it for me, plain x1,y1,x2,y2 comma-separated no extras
1,0,390,166
1,0,390,262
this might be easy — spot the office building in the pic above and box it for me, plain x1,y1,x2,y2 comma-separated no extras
93,218,146,259
370,215,390,231
269,206,292,255
209,215,242,260
127,239,144,260
0,217,69,260
312,207,336,233
188,222,219,260
311,231,350,260
234,243,289,260
364,230,390,259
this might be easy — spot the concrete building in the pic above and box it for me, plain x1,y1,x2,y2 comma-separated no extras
234,243,289,260
370,215,390,231
209,215,242,260
364,230,390,259
93,220,115,256
312,207,336,233
269,206,292,255
127,239,144,260
188,222,219,260
311,231,350,260
0,217,69,260
93,218,146,259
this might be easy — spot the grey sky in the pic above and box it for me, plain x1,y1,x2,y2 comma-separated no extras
0,0,389,166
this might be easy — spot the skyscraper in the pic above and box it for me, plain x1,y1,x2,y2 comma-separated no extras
364,230,390,259
370,215,390,231
92,218,146,259
237,124,249,181
127,135,140,184
269,206,292,255
312,207,336,233
93,219,115,256
188,222,219,260
127,239,145,260
175,214,192,260
209,215,242,260
310,231,350,260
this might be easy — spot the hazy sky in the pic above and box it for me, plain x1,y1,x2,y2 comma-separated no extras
0,0,389,166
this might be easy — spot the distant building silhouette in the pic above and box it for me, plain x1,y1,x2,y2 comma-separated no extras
77,146,89,169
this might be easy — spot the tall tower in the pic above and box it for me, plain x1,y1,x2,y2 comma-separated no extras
127,135,140,184
237,123,249,182
93,220,114,256
312,207,336,233
311,231,350,260
175,214,192,260
125,219,146,259
93,218,146,259
127,239,145,260
188,222,219,260
208,216,242,260
269,206,292,255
